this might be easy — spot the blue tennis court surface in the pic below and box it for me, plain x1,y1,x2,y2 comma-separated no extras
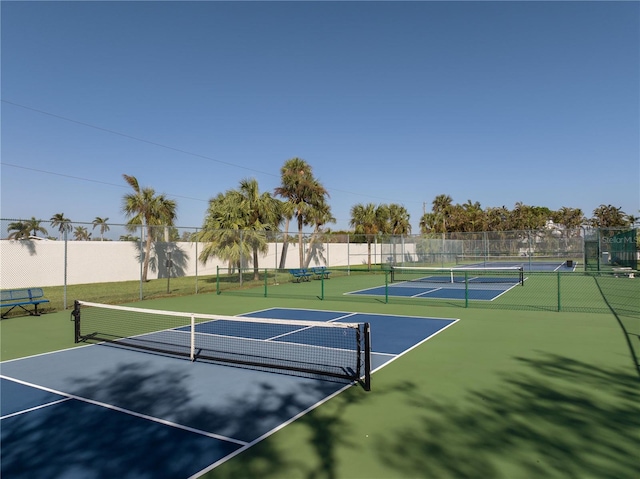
461,260,578,272
349,276,522,301
0,307,457,479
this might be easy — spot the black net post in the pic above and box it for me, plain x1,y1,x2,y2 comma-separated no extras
464,271,469,308
71,300,81,343
363,322,371,391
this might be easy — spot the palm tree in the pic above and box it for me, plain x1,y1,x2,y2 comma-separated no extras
122,174,177,281
274,158,329,268
92,217,110,241
7,221,30,240
460,200,483,232
73,226,91,241
432,194,453,234
50,213,72,240
236,178,283,279
484,206,509,232
350,203,384,270
591,205,629,228
197,191,252,281
385,203,411,264
387,204,411,236
24,217,48,238
303,199,336,268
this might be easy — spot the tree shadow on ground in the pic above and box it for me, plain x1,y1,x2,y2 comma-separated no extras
593,274,640,376
376,353,639,479
1,360,357,479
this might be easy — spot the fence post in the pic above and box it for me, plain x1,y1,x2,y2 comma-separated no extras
63,228,68,310
264,269,268,297
216,266,221,295
557,271,561,312
385,270,389,304
465,270,469,308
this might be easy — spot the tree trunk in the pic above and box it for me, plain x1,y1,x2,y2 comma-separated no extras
298,215,304,268
253,247,259,280
278,218,291,270
143,225,153,282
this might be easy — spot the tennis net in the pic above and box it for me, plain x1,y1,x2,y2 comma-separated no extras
72,301,371,389
390,266,524,286
455,254,579,269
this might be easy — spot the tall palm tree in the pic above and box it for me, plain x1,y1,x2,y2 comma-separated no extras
92,217,110,241
387,203,411,236
122,174,177,281
461,200,483,232
7,221,30,240
50,213,72,240
236,178,283,279
274,158,329,268
197,191,252,282
385,203,411,264
350,203,384,270
303,198,336,268
432,194,453,234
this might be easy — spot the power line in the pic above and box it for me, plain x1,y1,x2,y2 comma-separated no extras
0,162,208,203
2,99,416,205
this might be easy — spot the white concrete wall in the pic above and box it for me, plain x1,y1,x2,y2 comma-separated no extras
0,239,398,289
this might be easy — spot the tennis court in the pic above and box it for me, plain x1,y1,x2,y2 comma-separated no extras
0,306,457,479
455,256,579,272
348,266,525,301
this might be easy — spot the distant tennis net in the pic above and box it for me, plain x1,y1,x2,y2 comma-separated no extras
390,266,524,286
455,254,579,269
72,301,371,389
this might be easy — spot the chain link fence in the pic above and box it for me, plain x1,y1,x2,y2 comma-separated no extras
1,219,637,318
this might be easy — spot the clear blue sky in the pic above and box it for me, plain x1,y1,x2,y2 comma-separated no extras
2,1,638,233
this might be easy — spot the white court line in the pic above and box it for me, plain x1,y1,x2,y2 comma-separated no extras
1,397,72,420
413,287,442,298
190,314,461,478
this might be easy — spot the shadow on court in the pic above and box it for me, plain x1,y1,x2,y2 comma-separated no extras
1,359,349,479
372,354,640,479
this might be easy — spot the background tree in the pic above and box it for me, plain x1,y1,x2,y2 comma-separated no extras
553,207,585,230
92,217,110,241
387,204,411,236
484,206,510,232
7,221,30,240
73,226,91,241
23,217,48,238
302,198,336,268
382,203,411,264
590,205,630,228
274,158,329,268
419,212,439,235
50,213,72,240
431,194,453,234
350,203,387,270
122,174,177,281
236,178,283,280
196,191,252,282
